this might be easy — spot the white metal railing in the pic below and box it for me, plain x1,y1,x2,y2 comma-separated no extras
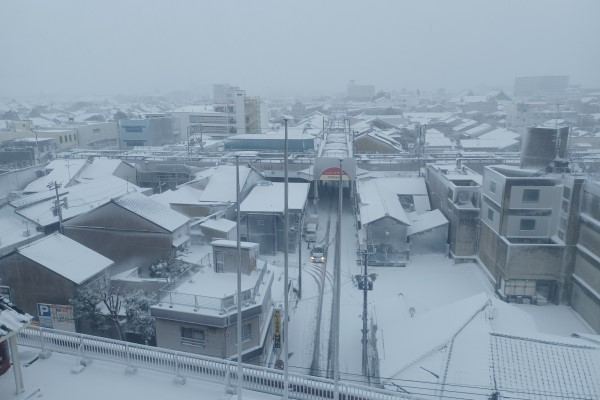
17,327,416,400
159,263,270,313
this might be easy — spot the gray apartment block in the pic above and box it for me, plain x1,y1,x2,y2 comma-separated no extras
478,165,565,304
426,161,481,260
570,180,600,333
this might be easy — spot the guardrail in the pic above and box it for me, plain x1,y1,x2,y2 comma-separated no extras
158,263,271,313
17,328,415,400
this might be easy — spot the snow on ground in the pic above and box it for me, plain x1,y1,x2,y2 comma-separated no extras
513,303,595,336
1,347,277,400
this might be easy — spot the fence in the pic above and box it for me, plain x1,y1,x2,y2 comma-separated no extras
17,327,415,400
158,263,271,313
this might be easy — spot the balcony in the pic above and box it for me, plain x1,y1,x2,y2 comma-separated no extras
157,258,271,315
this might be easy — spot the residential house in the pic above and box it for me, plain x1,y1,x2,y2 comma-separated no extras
356,176,445,265
240,181,310,254
151,240,276,364
62,192,189,275
0,233,113,318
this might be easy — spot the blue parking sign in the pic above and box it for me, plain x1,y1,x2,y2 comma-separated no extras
37,303,52,318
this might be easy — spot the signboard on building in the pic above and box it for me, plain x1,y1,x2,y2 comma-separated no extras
320,167,349,181
0,286,12,303
273,308,281,349
37,303,76,332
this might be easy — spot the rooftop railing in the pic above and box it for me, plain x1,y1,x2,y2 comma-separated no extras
158,259,270,314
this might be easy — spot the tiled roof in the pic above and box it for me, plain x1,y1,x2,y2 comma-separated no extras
490,333,600,400
113,192,189,232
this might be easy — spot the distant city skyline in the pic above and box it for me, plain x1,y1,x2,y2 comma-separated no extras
1,0,599,99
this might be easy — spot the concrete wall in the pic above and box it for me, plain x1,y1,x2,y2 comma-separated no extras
449,207,480,257
502,241,563,281
155,314,262,360
212,244,259,275
570,180,600,332
570,279,600,333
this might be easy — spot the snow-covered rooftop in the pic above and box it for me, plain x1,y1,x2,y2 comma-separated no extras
0,205,43,255
199,218,236,233
113,192,189,232
78,158,129,180
17,233,113,284
408,209,448,236
199,165,251,203
150,186,203,206
15,175,145,228
240,182,310,213
23,159,88,193
210,239,259,250
357,178,410,225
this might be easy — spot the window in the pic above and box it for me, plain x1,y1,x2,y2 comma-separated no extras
563,186,571,200
59,136,63,144
181,327,205,348
447,188,453,199
215,251,224,273
68,134,72,142
522,189,540,203
487,209,494,221
233,323,253,344
489,181,496,194
124,126,144,133
562,199,569,212
519,219,536,231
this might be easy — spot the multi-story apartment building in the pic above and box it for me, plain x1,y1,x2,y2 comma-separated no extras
478,164,564,304
513,75,569,99
171,106,232,142
425,161,481,260
213,84,246,136
244,96,269,134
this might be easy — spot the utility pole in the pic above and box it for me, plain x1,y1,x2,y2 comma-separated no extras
334,158,343,400
235,155,243,399
361,250,369,377
283,117,290,400
48,181,65,233
298,212,303,299
187,125,191,157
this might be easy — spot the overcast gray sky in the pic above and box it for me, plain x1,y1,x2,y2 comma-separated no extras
1,0,599,99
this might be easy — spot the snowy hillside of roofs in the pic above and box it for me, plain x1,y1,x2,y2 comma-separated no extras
1,84,600,400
